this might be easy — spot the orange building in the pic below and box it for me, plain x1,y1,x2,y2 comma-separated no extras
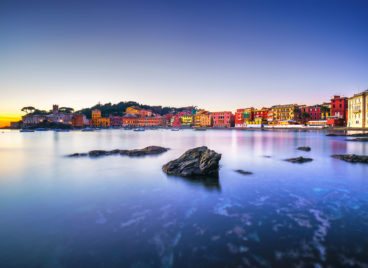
72,114,86,127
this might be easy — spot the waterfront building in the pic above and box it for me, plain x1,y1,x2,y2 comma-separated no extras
110,116,123,127
180,116,194,127
139,109,152,117
300,105,321,121
22,114,47,125
234,108,253,127
71,114,86,127
212,111,234,128
326,96,348,126
91,109,102,127
272,104,298,122
138,116,165,127
321,102,331,120
194,111,212,127
347,90,368,128
171,115,182,128
122,114,139,127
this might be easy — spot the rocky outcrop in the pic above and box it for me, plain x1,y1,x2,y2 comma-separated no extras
68,146,168,157
162,146,221,177
297,146,311,151
331,154,368,164
235,169,253,175
345,138,368,142
285,156,313,163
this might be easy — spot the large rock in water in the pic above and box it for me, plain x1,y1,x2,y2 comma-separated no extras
332,154,368,163
162,146,221,177
68,146,168,157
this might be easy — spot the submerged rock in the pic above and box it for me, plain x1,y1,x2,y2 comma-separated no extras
162,146,221,177
331,154,368,164
297,146,311,151
235,169,253,175
285,156,313,163
68,146,168,157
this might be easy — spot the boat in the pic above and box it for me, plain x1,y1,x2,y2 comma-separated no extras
55,129,70,132
20,129,35,132
171,128,180,131
82,127,94,132
35,128,48,131
194,127,207,131
134,128,145,131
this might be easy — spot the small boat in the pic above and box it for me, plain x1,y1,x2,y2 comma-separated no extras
55,129,70,132
20,129,35,132
134,128,145,132
171,128,180,131
194,127,207,131
82,127,94,132
35,128,48,131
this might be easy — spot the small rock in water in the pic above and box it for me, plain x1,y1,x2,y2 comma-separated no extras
285,156,313,163
162,146,221,177
331,154,368,164
297,146,311,151
235,169,253,175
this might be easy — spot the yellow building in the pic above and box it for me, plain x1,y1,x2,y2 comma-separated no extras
194,111,212,127
97,117,110,127
272,104,298,122
91,109,101,127
126,106,140,115
320,102,331,120
180,116,194,127
348,90,368,128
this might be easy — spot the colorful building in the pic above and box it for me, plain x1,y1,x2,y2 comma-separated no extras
194,111,212,127
72,114,86,127
212,111,234,128
91,109,102,126
326,96,348,126
171,115,182,128
180,116,194,127
126,106,140,115
300,105,322,121
272,104,298,122
110,116,123,127
234,108,253,127
347,90,368,128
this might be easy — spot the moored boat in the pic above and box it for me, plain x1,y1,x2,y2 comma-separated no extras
194,127,207,131
20,129,35,132
134,128,145,131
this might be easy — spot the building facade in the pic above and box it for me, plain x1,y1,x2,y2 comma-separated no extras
212,111,234,128
348,90,368,128
72,114,86,127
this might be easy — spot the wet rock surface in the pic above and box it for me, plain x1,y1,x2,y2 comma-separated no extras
162,146,221,177
345,137,368,142
285,156,313,163
297,146,311,151
68,146,169,157
235,169,253,175
331,154,368,163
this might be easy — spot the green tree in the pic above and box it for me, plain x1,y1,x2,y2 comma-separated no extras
21,106,35,114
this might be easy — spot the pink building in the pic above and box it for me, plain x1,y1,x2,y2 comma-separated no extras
110,116,123,127
212,111,234,128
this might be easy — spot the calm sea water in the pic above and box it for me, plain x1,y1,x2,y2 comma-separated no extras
0,129,368,267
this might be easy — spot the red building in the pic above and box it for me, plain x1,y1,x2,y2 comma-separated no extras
171,115,182,128
110,116,123,127
122,115,166,127
212,111,234,128
234,111,244,127
331,95,348,120
71,114,86,127
253,108,269,120
301,105,321,121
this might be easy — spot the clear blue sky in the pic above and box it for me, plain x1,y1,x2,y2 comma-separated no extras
1,0,367,120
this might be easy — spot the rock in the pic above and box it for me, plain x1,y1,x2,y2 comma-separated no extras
235,169,253,175
345,138,368,142
326,133,340,136
68,146,168,157
68,153,88,157
285,156,313,163
297,146,311,151
162,146,221,177
120,146,168,156
331,154,368,164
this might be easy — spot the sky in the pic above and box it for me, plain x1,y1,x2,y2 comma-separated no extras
1,0,368,126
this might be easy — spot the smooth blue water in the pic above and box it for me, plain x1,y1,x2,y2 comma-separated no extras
0,129,367,267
